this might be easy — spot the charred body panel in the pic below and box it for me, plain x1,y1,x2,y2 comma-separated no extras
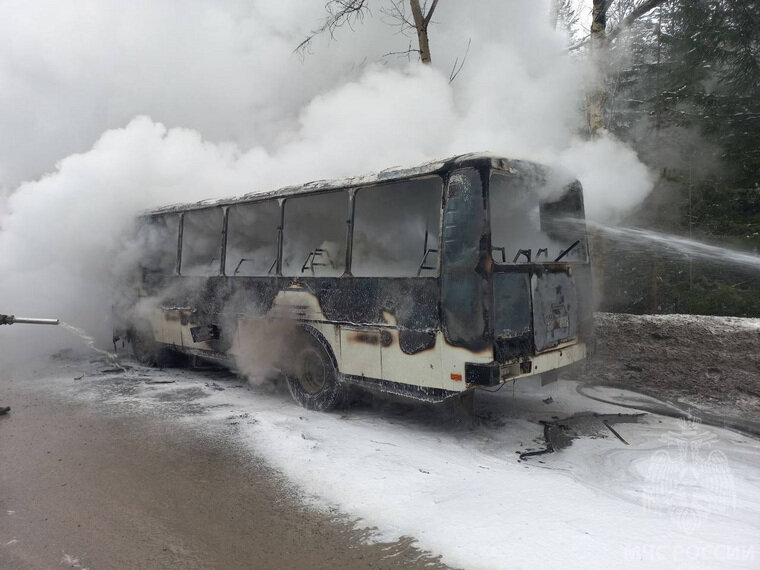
440,168,489,351
151,276,441,353
532,270,578,352
308,277,440,349
492,272,533,361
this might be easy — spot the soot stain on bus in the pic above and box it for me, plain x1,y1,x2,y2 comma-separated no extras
112,153,594,411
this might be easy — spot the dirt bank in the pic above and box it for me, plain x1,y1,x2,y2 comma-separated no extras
570,312,760,422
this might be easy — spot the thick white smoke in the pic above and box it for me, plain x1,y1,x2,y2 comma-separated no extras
0,0,654,358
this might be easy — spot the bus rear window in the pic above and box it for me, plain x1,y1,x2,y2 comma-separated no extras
490,172,587,264
352,177,442,277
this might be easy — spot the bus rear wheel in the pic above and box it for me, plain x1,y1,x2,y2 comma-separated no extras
286,333,343,411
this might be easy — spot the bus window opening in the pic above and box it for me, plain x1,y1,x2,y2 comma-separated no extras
139,214,179,280
352,177,442,277
282,191,348,277
181,208,224,276
225,201,280,276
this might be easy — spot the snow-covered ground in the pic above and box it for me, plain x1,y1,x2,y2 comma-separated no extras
22,355,760,569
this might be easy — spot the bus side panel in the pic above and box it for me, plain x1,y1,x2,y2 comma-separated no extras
340,327,382,379
142,275,469,393
274,278,448,389
311,277,446,388
380,335,441,388
157,308,183,347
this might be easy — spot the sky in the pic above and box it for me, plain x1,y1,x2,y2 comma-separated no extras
0,0,653,349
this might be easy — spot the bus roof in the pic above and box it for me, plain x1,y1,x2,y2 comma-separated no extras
143,153,555,216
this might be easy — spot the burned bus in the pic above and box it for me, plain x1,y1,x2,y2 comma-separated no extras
115,154,592,410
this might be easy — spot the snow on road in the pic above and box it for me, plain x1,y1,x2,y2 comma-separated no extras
24,356,760,569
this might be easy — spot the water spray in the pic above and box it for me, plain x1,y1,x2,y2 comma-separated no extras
1,313,126,371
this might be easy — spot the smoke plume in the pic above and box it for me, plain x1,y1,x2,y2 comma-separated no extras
0,0,654,360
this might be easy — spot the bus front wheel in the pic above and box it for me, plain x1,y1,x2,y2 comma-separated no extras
286,332,343,411
128,324,177,368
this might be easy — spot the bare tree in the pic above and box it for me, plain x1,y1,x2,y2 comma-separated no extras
586,0,611,137
583,0,669,136
297,0,440,64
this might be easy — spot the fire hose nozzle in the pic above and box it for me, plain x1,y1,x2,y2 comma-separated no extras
0,314,59,325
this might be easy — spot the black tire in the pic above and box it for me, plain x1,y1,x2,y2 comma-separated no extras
128,324,178,368
285,332,343,411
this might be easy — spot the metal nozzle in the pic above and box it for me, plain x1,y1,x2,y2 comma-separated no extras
1,315,59,325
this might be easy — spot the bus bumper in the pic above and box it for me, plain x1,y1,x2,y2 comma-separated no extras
465,342,587,387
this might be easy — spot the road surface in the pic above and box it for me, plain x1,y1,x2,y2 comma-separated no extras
0,371,443,569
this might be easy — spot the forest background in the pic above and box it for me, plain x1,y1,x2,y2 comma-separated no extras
569,0,760,316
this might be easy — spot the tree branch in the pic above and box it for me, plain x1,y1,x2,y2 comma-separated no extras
297,0,440,63
423,0,440,27
606,0,668,43
382,42,422,60
569,0,669,51
448,38,471,83
569,34,591,51
380,1,415,32
295,0,370,56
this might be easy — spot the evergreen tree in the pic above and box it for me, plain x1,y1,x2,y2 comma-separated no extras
601,0,760,316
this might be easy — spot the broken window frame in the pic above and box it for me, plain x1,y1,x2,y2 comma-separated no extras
349,175,444,278
178,206,226,276
488,171,589,267
224,200,282,277
136,213,183,279
281,189,351,277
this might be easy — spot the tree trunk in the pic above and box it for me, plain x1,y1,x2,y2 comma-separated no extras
587,1,609,310
587,0,608,137
409,0,432,64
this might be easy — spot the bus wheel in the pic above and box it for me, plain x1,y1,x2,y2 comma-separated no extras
286,333,343,411
129,325,176,368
